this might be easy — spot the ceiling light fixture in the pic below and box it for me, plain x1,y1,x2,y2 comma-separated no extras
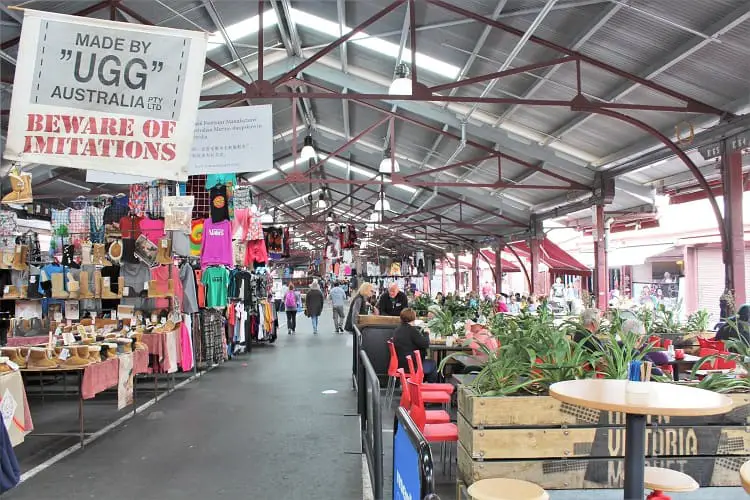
300,135,316,162
379,148,400,173
388,62,412,96
374,192,391,212
317,190,328,209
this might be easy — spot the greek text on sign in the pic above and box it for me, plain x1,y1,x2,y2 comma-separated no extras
3,10,207,180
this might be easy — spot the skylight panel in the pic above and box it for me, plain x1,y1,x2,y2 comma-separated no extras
290,8,460,80
207,9,278,52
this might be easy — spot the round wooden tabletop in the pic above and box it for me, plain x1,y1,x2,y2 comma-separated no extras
549,379,734,417
643,467,699,492
467,478,549,500
740,460,750,494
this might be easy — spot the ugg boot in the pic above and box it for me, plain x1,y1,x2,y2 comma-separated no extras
1,173,31,205
102,277,124,299
12,245,28,270
27,347,58,369
78,271,94,299
51,273,68,298
88,345,102,363
103,343,117,359
108,240,123,265
80,241,92,265
1,347,25,369
67,276,80,299
0,357,12,373
156,237,172,265
131,332,148,351
93,270,103,298
1,250,13,269
3,286,19,299
92,243,111,266
61,345,89,367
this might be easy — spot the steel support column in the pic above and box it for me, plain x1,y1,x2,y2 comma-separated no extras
454,254,461,294
441,259,446,295
530,237,541,296
722,146,746,305
495,241,504,295
594,204,608,311
471,249,480,293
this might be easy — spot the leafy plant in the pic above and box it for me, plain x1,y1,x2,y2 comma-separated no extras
426,306,458,337
411,294,434,317
652,303,682,334
637,306,654,334
594,327,657,380
684,309,710,333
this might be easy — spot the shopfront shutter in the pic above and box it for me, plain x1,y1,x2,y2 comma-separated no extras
696,248,723,322
744,253,750,305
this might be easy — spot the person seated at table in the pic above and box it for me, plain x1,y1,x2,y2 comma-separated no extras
392,308,437,382
622,319,665,378
572,308,604,351
377,283,409,316
496,294,509,313
716,304,750,344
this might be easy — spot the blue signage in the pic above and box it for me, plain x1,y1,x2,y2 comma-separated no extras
393,420,421,500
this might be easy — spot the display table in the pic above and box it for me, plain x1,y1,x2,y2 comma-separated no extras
141,329,181,374
22,350,150,446
6,336,48,347
0,371,33,447
550,379,733,499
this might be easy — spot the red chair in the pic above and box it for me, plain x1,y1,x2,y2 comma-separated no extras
407,379,458,474
698,337,726,351
698,348,737,371
406,356,451,405
397,369,450,424
384,340,400,408
413,350,455,395
648,336,662,348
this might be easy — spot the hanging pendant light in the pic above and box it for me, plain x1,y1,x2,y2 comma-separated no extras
374,192,391,212
379,148,400,173
369,211,382,223
388,62,412,96
300,135,316,161
317,189,328,209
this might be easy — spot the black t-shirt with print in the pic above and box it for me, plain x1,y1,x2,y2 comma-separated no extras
210,185,230,223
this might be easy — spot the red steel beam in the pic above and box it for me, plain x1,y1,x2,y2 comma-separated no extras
271,0,406,87
408,0,418,95
301,115,390,176
429,56,575,94
425,0,729,116
115,3,252,92
402,154,495,180
1,0,112,50
290,78,590,189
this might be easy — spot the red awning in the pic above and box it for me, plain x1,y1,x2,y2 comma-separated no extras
479,249,520,272
507,238,589,274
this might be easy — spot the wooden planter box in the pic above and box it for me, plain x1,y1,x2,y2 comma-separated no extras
457,386,750,490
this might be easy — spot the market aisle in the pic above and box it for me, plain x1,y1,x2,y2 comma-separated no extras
7,309,362,500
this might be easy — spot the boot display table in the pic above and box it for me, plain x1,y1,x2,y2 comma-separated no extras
21,350,150,447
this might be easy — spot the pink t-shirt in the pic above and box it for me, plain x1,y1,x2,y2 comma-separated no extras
140,218,165,245
232,208,248,240
201,218,233,268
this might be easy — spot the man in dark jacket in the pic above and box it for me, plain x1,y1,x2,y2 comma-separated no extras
377,283,408,316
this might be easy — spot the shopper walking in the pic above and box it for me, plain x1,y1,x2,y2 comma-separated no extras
329,281,347,333
284,283,298,334
305,281,325,335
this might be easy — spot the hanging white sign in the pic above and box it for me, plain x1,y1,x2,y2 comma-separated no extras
187,105,273,175
3,10,207,180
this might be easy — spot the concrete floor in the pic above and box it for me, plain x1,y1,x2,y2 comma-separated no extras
7,310,362,500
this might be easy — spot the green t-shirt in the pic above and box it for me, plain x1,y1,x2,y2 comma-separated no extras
201,266,229,308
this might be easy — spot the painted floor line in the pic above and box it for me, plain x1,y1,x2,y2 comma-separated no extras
18,366,215,484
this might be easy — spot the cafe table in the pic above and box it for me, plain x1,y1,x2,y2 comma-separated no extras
550,379,733,500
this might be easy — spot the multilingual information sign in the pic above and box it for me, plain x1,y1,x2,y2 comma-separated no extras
3,10,207,180
187,105,273,175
